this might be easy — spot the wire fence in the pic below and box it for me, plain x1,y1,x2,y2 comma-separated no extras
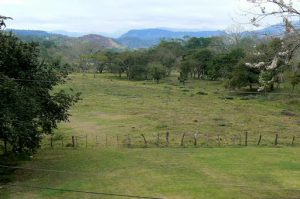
39,132,300,150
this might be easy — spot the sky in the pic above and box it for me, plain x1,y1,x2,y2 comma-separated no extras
0,0,280,37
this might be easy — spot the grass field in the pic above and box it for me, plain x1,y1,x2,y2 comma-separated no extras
1,73,300,198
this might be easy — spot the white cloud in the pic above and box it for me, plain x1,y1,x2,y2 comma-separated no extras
1,0,276,34
0,0,24,5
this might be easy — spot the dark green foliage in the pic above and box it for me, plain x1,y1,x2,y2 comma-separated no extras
185,37,212,49
0,32,80,154
290,73,300,90
227,62,259,89
148,63,166,83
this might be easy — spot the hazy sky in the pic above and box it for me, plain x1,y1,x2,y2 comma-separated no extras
0,0,278,35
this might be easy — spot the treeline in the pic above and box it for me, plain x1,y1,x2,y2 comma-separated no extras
77,34,300,91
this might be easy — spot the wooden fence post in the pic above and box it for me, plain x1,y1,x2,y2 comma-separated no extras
232,135,236,146
206,134,209,146
292,136,295,146
193,133,198,146
117,135,119,147
245,132,248,146
127,134,131,148
180,133,186,147
86,135,88,148
72,136,75,148
166,132,170,147
141,134,148,147
275,134,278,146
218,135,221,147
239,134,242,146
257,134,262,146
106,134,108,147
50,136,53,149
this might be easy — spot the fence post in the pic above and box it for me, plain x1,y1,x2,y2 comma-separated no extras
127,134,131,148
232,135,236,146
239,134,242,146
218,135,221,147
141,134,148,147
292,136,295,146
86,134,88,148
50,136,53,149
275,134,278,146
257,134,262,146
117,135,119,147
106,134,108,147
156,133,160,147
75,136,78,147
180,133,186,147
166,132,170,147
206,134,209,147
193,133,198,147
245,132,248,146
72,136,75,148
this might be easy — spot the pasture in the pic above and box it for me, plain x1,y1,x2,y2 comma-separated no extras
1,73,300,199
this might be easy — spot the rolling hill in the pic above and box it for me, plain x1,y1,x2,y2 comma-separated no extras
6,29,124,63
118,28,225,48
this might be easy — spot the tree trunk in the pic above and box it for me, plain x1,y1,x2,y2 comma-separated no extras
270,83,274,91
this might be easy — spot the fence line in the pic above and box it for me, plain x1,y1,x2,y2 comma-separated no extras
43,132,299,149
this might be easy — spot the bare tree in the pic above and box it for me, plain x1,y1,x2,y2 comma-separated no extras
225,24,246,48
0,15,12,30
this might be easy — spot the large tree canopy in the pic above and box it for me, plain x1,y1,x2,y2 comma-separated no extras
0,29,80,154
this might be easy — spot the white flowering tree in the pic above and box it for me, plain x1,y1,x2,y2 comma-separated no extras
245,0,300,91
244,38,289,91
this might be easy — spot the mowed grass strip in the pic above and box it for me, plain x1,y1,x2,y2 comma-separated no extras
2,148,300,199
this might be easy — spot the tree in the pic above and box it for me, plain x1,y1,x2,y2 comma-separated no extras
244,38,287,91
0,15,12,30
92,51,109,74
149,40,183,76
246,0,300,63
224,24,246,48
192,49,213,79
148,63,166,83
227,61,259,89
289,63,300,90
0,26,80,154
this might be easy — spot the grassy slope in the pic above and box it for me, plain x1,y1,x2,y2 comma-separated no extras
2,73,300,199
56,73,300,147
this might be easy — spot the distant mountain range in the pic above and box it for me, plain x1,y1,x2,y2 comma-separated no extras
6,24,287,50
117,29,225,48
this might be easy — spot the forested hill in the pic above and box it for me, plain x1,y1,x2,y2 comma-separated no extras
118,29,225,48
6,29,124,63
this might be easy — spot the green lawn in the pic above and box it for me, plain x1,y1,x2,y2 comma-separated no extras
1,73,300,198
2,148,300,199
